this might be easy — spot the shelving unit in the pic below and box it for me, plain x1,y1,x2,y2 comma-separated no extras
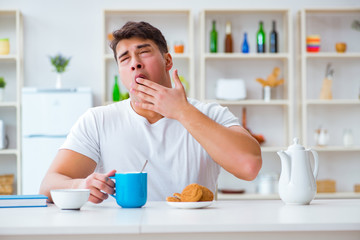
102,9,194,105
200,9,293,149
200,9,293,197
299,8,360,198
0,9,23,194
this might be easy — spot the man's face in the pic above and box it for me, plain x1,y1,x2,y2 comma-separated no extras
115,37,172,102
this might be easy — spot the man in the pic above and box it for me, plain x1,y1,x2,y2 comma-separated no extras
40,21,262,203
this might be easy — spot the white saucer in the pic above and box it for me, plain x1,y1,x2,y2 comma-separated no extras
166,201,214,209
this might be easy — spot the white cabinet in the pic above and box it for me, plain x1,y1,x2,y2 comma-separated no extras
102,9,194,105
0,10,23,194
200,9,294,197
300,8,360,198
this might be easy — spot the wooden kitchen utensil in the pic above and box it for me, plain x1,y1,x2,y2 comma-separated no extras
319,63,334,100
319,78,333,99
242,108,265,144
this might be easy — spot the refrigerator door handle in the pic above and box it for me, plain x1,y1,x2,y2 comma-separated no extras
24,134,68,138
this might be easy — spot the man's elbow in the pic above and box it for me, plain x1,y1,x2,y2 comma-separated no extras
38,175,53,202
235,154,262,181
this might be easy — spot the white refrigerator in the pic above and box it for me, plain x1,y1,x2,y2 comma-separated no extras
21,88,93,194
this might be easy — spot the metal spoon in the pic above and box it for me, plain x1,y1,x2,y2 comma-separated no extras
140,160,148,173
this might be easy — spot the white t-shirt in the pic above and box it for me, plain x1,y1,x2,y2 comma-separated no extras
61,98,240,201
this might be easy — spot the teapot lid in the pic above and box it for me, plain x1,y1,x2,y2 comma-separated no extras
287,137,305,151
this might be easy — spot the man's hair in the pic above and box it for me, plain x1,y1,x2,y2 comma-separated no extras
110,21,168,62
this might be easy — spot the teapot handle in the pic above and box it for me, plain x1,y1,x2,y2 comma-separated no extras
308,149,319,179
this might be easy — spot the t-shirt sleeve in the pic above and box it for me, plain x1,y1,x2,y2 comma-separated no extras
198,101,240,128
60,109,100,164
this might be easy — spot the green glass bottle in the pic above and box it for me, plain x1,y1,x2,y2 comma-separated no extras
112,75,121,102
257,21,266,53
270,20,278,53
210,20,218,53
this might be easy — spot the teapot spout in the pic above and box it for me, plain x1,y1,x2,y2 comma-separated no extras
277,150,291,184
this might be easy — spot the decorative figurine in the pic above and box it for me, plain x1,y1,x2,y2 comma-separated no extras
256,67,284,88
256,67,284,101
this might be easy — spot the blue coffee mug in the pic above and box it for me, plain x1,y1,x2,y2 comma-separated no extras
109,172,147,208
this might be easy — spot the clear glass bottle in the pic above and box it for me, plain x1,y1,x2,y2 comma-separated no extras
225,21,233,53
257,21,266,53
270,20,278,53
242,32,249,53
112,75,121,102
210,20,218,53
343,129,354,147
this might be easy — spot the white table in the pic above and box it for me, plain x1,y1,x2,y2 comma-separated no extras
1,199,360,240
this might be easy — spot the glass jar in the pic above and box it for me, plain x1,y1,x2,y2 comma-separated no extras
343,128,354,147
173,41,184,53
256,173,279,195
0,38,10,55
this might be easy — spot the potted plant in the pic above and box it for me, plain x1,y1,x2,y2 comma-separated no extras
0,77,6,101
49,54,71,88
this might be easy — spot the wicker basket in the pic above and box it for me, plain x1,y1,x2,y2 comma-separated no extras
355,184,360,193
0,174,14,195
317,179,336,193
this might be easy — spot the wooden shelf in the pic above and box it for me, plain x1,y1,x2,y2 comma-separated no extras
104,53,191,61
218,193,279,200
303,7,360,13
306,99,360,105
203,8,291,14
207,99,290,106
0,102,18,107
305,52,360,59
104,9,191,15
261,146,286,152
0,149,18,156
217,192,360,200
0,55,17,62
204,53,290,60
310,146,360,152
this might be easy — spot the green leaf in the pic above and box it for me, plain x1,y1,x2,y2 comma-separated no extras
0,77,6,88
49,54,71,73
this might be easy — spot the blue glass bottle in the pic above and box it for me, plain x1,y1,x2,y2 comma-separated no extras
242,32,249,53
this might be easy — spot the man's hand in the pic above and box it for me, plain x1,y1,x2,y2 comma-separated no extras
130,69,190,120
77,169,116,204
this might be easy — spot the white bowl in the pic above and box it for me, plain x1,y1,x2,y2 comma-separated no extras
50,189,90,210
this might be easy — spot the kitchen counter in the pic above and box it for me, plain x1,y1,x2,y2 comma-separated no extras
1,199,360,240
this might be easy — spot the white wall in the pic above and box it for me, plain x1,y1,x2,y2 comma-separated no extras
1,0,359,105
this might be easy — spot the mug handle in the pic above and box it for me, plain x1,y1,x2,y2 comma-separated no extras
109,176,116,198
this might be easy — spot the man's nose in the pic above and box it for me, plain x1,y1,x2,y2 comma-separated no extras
131,59,143,71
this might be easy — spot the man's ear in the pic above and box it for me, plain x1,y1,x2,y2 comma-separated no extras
164,53,173,71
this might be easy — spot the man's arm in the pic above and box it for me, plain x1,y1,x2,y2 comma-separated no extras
39,149,115,203
176,107,261,180
131,69,262,180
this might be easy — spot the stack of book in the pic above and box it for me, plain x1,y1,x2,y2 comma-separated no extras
0,195,48,208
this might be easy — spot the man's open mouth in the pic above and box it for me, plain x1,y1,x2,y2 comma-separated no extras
135,74,147,85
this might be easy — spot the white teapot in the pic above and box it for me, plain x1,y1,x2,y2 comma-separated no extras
277,138,319,205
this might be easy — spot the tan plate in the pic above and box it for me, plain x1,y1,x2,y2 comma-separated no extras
166,201,214,209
